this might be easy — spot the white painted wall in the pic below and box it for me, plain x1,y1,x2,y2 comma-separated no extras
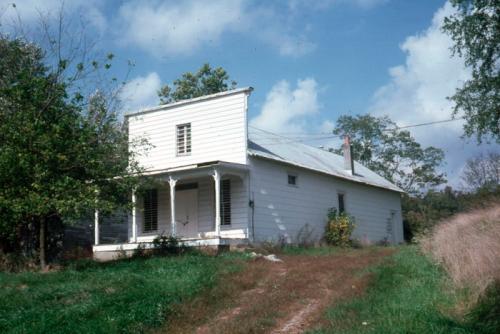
248,157,404,245
127,91,249,171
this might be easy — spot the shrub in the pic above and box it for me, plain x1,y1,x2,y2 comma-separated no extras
324,208,355,247
152,235,186,255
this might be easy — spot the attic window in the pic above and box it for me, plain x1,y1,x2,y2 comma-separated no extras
288,174,298,186
176,123,191,156
143,189,158,232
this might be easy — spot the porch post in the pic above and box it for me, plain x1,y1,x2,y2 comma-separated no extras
131,188,137,242
213,168,221,237
94,208,99,245
169,177,178,236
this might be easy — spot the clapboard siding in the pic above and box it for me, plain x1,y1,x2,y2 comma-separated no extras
128,91,249,171
248,157,403,245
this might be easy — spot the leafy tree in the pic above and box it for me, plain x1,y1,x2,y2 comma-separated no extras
443,0,500,142
158,63,237,104
0,36,144,269
332,114,446,193
461,151,500,190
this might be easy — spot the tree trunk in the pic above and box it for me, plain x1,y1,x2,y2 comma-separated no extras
39,217,47,270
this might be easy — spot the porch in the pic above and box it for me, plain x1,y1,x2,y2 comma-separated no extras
92,162,251,259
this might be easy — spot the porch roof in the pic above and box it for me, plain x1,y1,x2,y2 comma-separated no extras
139,160,248,179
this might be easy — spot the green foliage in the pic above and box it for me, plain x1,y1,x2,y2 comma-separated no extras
324,208,355,247
443,0,499,143
332,114,446,193
157,63,237,104
311,246,480,334
402,185,500,240
0,253,244,333
152,235,187,255
0,36,145,264
466,282,500,334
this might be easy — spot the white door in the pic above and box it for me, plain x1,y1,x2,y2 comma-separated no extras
175,189,198,238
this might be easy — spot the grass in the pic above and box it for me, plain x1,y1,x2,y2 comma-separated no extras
310,246,484,334
0,252,244,334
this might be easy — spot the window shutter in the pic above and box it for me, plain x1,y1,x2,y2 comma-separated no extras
143,189,158,232
220,179,231,225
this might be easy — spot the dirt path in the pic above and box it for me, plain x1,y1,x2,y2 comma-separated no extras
160,248,393,334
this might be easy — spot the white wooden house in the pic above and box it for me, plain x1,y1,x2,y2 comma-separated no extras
93,87,404,259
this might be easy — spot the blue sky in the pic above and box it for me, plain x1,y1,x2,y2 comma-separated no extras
1,0,498,187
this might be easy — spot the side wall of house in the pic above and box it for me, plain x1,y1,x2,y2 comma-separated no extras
127,91,249,171
248,157,404,245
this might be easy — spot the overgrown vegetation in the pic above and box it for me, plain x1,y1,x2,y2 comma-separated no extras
0,253,244,334
324,208,355,247
311,246,496,334
403,185,500,239
421,205,500,297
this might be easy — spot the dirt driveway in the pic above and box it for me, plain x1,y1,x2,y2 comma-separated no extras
160,248,393,334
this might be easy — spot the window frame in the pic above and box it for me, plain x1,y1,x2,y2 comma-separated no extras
337,192,346,214
143,189,158,233
287,173,298,187
176,123,192,156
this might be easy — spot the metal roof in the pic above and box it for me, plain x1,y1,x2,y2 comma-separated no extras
247,127,404,193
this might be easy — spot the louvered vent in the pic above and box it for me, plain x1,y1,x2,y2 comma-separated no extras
220,179,231,225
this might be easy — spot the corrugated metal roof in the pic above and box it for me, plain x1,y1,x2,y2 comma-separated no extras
247,127,403,193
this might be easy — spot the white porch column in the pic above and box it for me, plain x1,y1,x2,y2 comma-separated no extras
131,188,137,242
213,168,221,237
169,177,178,236
94,208,99,245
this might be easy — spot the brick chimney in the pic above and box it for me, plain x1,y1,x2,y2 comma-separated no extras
343,136,354,175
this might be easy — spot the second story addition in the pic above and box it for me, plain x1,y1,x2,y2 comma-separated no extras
126,88,253,172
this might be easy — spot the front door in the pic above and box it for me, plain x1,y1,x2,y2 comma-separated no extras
175,189,198,238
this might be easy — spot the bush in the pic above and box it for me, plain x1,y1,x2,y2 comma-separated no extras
324,208,355,247
152,235,186,255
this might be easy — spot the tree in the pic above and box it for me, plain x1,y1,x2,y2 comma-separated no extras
461,151,500,190
332,114,446,193
157,63,237,104
0,36,144,269
443,0,500,142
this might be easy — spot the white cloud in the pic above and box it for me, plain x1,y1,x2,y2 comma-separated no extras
116,0,245,57
115,0,317,58
120,72,162,112
368,2,497,187
251,78,320,133
0,0,106,32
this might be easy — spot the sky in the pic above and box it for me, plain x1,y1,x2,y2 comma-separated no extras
1,0,498,188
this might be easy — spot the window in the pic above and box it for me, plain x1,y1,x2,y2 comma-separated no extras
143,189,158,232
338,193,345,213
287,174,297,186
176,123,191,156
220,179,231,225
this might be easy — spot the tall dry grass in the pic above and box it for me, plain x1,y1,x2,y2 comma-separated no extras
421,203,500,299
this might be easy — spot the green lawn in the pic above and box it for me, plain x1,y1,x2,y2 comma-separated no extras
310,246,491,334
0,253,244,334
